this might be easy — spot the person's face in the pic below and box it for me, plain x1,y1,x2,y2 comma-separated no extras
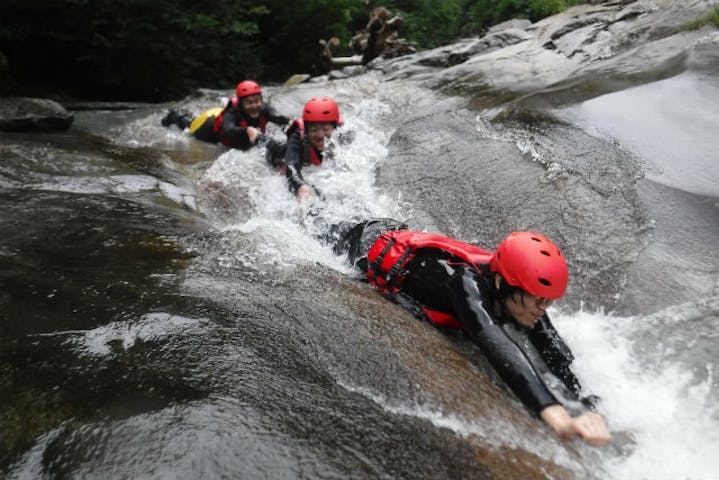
497,276,553,327
307,122,335,151
241,94,263,118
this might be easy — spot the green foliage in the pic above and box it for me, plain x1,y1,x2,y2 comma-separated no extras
528,0,584,19
681,5,719,30
380,0,464,49
377,0,584,48
258,0,365,78
0,0,269,100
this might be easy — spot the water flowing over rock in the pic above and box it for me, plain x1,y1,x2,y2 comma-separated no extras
0,97,73,131
1,2,718,480
371,0,719,314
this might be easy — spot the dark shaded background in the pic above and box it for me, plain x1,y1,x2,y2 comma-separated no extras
0,0,584,102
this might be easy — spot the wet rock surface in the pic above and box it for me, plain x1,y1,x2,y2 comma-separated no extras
2,2,718,479
0,97,73,131
374,0,718,105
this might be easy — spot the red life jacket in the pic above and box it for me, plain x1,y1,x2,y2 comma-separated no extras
212,97,268,140
288,119,323,166
367,230,494,328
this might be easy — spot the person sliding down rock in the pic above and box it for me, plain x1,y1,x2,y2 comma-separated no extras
282,96,354,201
161,80,290,159
330,218,611,446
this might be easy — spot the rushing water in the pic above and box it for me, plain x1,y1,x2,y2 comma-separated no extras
1,69,718,479
551,69,719,480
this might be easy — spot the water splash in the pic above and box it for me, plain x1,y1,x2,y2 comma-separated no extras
554,298,719,480
196,98,409,275
34,313,210,357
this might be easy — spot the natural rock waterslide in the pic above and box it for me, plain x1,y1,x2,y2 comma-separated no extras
370,0,719,314
0,97,73,131
1,1,717,479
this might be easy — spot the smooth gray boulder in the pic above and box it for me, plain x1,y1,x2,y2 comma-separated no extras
373,0,718,104
425,40,578,95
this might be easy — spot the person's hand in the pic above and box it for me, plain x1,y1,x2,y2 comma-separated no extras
571,412,610,445
296,184,314,201
247,126,260,144
540,404,610,446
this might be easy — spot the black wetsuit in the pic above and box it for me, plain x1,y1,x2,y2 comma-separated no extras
284,127,324,195
332,218,596,416
162,103,289,151
218,102,289,150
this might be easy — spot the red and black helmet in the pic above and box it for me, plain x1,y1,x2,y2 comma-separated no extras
490,231,568,299
302,96,342,125
236,80,262,99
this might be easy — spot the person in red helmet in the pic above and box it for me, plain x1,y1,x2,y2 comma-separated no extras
329,218,611,446
283,96,344,200
161,80,289,152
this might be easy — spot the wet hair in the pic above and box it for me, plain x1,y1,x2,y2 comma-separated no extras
494,274,531,323
495,274,526,303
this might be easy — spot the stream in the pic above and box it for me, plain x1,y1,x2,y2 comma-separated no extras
2,30,719,480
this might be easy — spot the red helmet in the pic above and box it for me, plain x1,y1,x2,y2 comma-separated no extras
302,96,342,124
490,231,568,299
236,80,262,99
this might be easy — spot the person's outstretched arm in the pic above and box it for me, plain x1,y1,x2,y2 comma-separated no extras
284,131,312,199
447,267,610,445
448,267,560,413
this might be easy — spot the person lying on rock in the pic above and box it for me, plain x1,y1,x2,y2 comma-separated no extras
161,80,289,156
282,96,354,201
330,218,611,446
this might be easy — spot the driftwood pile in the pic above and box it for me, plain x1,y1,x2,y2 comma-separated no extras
319,7,416,72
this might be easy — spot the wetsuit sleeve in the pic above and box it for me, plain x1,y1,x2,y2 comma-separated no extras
284,130,307,194
447,266,560,415
263,106,290,126
220,104,252,150
529,316,597,409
